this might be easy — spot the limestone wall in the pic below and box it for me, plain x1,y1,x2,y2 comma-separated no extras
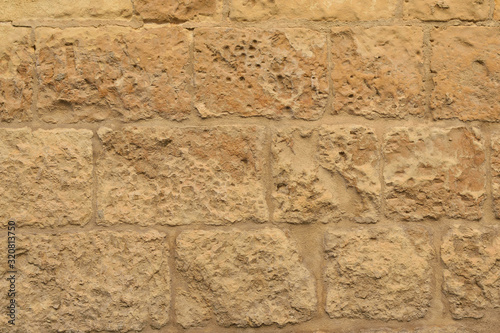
0,0,499,332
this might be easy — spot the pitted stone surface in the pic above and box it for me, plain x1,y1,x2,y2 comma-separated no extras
0,27,33,122
0,230,170,333
442,226,500,319
404,0,489,21
194,28,328,120
0,128,93,227
97,126,268,226
176,228,317,327
331,26,425,119
273,126,379,223
134,0,219,22
325,226,434,321
384,127,485,221
430,27,500,121
36,27,191,123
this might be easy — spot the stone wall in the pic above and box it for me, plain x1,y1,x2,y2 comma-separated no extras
0,0,499,332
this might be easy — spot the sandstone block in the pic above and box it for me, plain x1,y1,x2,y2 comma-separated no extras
0,230,169,332
325,226,434,321
331,26,425,119
430,27,500,121
442,226,500,319
97,126,268,226
36,26,191,123
490,133,500,217
272,126,380,223
384,127,485,221
175,228,317,327
134,0,220,22
0,128,93,228
0,27,33,122
404,0,489,21
0,0,133,21
229,0,398,21
194,28,328,120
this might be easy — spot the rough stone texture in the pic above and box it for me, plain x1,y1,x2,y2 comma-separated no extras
36,26,191,123
491,133,500,217
442,226,500,319
325,226,434,321
0,26,33,122
229,0,398,21
176,228,317,327
356,327,472,333
404,0,490,21
175,290,211,328
134,0,219,22
0,0,133,21
496,0,500,20
272,126,379,224
430,27,500,121
0,230,170,333
194,28,328,120
0,128,93,228
384,127,485,221
331,26,425,119
97,126,268,226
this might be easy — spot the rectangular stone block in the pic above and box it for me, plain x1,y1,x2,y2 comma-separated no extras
229,0,398,21
384,127,485,221
0,128,93,227
0,230,169,332
97,126,268,226
404,0,489,21
430,27,500,121
325,226,434,321
175,228,316,328
194,28,328,120
0,0,133,21
36,26,191,123
134,0,220,22
0,26,33,122
272,126,379,223
331,26,425,119
442,226,500,319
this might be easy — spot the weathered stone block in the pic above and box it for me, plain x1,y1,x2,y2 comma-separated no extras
273,126,379,223
194,28,328,120
175,228,317,327
331,26,425,119
0,128,93,227
134,0,220,22
0,230,169,332
325,226,434,321
36,26,191,123
384,127,485,221
0,0,133,21
430,27,500,121
404,0,489,21
442,226,500,319
229,0,398,21
0,26,33,122
97,126,268,226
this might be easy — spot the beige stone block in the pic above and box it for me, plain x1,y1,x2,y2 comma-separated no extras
325,226,434,321
0,230,169,332
404,0,489,21
134,0,220,22
331,26,425,119
0,128,93,227
0,0,133,21
194,28,328,120
496,0,500,20
97,126,268,226
442,226,500,319
36,26,191,123
229,0,398,21
384,127,485,221
175,228,317,327
430,27,500,121
0,26,33,122
273,126,380,223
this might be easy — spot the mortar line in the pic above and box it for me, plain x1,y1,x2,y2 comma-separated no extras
483,123,495,223
264,125,275,224
490,0,496,20
422,25,433,122
326,25,335,119
30,26,40,126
